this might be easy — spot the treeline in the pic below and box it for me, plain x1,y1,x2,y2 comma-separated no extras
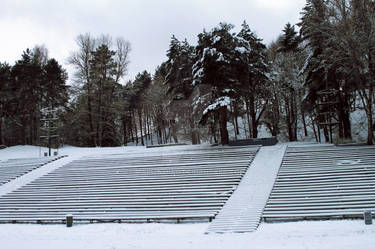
162,0,375,145
0,0,374,147
64,34,177,147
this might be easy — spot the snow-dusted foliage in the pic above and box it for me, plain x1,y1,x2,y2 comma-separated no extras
203,96,232,115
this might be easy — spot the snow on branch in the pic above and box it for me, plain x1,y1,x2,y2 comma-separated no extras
203,96,232,115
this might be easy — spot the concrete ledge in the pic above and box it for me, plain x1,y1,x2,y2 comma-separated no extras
146,143,187,148
229,137,278,147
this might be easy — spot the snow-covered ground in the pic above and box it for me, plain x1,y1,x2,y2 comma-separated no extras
0,220,374,249
0,144,375,249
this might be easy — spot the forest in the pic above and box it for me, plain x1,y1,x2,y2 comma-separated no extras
0,0,374,147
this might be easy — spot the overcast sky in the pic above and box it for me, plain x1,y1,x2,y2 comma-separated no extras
1,0,306,84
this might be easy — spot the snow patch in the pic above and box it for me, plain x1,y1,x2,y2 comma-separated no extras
235,46,248,54
203,96,232,115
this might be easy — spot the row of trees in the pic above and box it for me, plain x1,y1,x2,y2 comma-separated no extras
300,0,375,144
162,0,375,145
1,0,374,147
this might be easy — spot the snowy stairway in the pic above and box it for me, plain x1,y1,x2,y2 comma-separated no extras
206,145,286,233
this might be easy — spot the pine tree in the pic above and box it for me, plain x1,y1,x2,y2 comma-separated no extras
89,44,120,147
10,49,44,145
165,36,194,100
278,23,301,53
236,21,269,138
164,36,199,144
0,63,12,145
193,23,239,145
42,58,69,108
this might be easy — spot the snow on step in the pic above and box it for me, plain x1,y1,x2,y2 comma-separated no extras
206,145,286,233
263,145,375,221
0,156,70,197
0,147,260,223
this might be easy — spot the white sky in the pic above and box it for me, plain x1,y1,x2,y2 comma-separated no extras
1,0,306,84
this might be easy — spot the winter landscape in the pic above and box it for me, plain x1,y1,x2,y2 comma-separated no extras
1,0,375,248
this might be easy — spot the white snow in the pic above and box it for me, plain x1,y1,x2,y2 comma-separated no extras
0,156,75,197
203,96,232,115
235,46,248,54
0,220,374,249
216,52,226,62
207,145,286,233
212,35,221,43
193,67,204,79
202,47,217,61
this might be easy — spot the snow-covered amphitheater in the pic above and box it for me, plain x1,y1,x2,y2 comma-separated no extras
0,143,375,248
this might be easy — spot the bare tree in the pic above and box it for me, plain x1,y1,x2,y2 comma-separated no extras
115,37,131,83
68,33,97,146
32,44,49,65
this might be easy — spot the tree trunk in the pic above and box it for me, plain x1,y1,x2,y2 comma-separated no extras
147,113,153,145
163,127,167,144
292,96,298,141
87,93,95,146
133,111,138,145
323,126,329,143
138,109,144,146
311,116,318,142
143,113,147,146
301,110,308,137
219,106,229,145
367,110,374,145
248,95,258,138
245,101,252,138
157,128,162,144
190,118,200,145
0,115,3,145
235,116,239,136
242,114,248,138
122,119,127,145
231,104,237,141
232,103,240,136
359,88,374,145
317,119,321,143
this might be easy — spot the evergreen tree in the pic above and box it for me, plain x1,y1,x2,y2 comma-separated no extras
236,21,269,138
164,36,199,144
89,44,120,147
0,63,12,145
10,49,44,145
42,58,69,108
192,23,239,145
278,23,301,53
165,36,194,100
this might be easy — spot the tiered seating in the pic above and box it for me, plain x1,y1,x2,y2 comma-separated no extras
0,146,259,223
263,145,375,221
0,157,63,186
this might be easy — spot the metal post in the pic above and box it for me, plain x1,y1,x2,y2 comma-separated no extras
364,211,372,225
66,214,73,227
